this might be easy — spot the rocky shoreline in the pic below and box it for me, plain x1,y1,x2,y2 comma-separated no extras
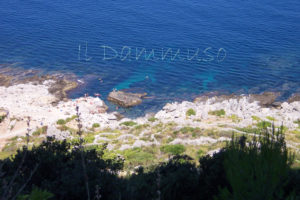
1,71,300,151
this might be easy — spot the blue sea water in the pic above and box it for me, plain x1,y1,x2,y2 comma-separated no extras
0,0,300,117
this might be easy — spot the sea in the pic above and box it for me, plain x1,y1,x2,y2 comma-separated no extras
0,0,300,117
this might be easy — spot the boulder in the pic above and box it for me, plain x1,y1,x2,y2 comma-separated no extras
249,92,280,107
107,90,147,107
288,94,300,103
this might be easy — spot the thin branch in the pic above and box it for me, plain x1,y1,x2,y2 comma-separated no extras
11,163,39,200
76,106,90,200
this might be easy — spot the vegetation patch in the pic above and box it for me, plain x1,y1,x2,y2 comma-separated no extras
266,116,276,121
256,121,272,129
56,119,66,125
186,108,196,117
0,115,6,123
32,126,48,136
160,144,186,155
209,109,225,117
121,148,154,166
92,123,100,128
236,126,260,133
120,121,137,127
177,127,201,136
148,117,158,122
229,114,241,123
294,119,300,128
66,115,77,123
251,116,261,121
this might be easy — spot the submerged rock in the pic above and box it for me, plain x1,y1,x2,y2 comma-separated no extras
107,90,147,107
0,74,12,87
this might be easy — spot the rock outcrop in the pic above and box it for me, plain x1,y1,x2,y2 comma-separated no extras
249,92,280,107
108,90,147,107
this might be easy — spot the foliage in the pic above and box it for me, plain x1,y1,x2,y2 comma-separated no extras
122,148,154,166
17,187,54,200
215,129,295,200
56,119,66,125
251,115,261,121
0,137,123,200
266,116,276,121
256,120,272,129
148,117,158,122
83,134,95,144
120,121,137,127
0,115,6,123
65,115,77,123
92,123,100,128
186,108,196,117
177,127,201,135
229,114,240,123
0,127,299,199
32,126,48,136
160,144,186,155
294,119,300,128
209,109,225,117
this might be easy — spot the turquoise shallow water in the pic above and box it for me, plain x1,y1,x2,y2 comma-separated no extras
0,0,300,117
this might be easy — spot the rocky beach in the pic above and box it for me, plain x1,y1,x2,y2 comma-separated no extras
1,72,300,154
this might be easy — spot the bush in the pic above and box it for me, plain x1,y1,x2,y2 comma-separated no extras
215,129,294,200
0,137,123,200
122,148,154,166
17,187,54,200
0,115,6,123
252,116,261,121
160,144,186,155
65,115,77,123
83,135,95,144
256,120,272,129
209,109,225,117
56,119,66,125
120,121,137,127
230,114,240,123
32,126,48,136
92,123,100,128
186,109,196,117
148,117,158,122
266,116,276,121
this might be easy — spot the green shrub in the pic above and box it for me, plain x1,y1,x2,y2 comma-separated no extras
161,144,186,155
32,126,48,136
65,115,77,123
56,119,66,125
256,121,272,129
180,127,199,134
252,116,261,121
148,117,158,122
122,148,154,165
84,135,95,144
294,119,300,128
216,129,294,200
209,109,225,117
0,115,6,123
186,109,196,117
17,187,54,200
230,114,240,123
120,121,137,126
92,123,100,128
266,116,276,121
236,126,260,133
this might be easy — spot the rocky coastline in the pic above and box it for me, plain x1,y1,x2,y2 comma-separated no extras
1,71,300,153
